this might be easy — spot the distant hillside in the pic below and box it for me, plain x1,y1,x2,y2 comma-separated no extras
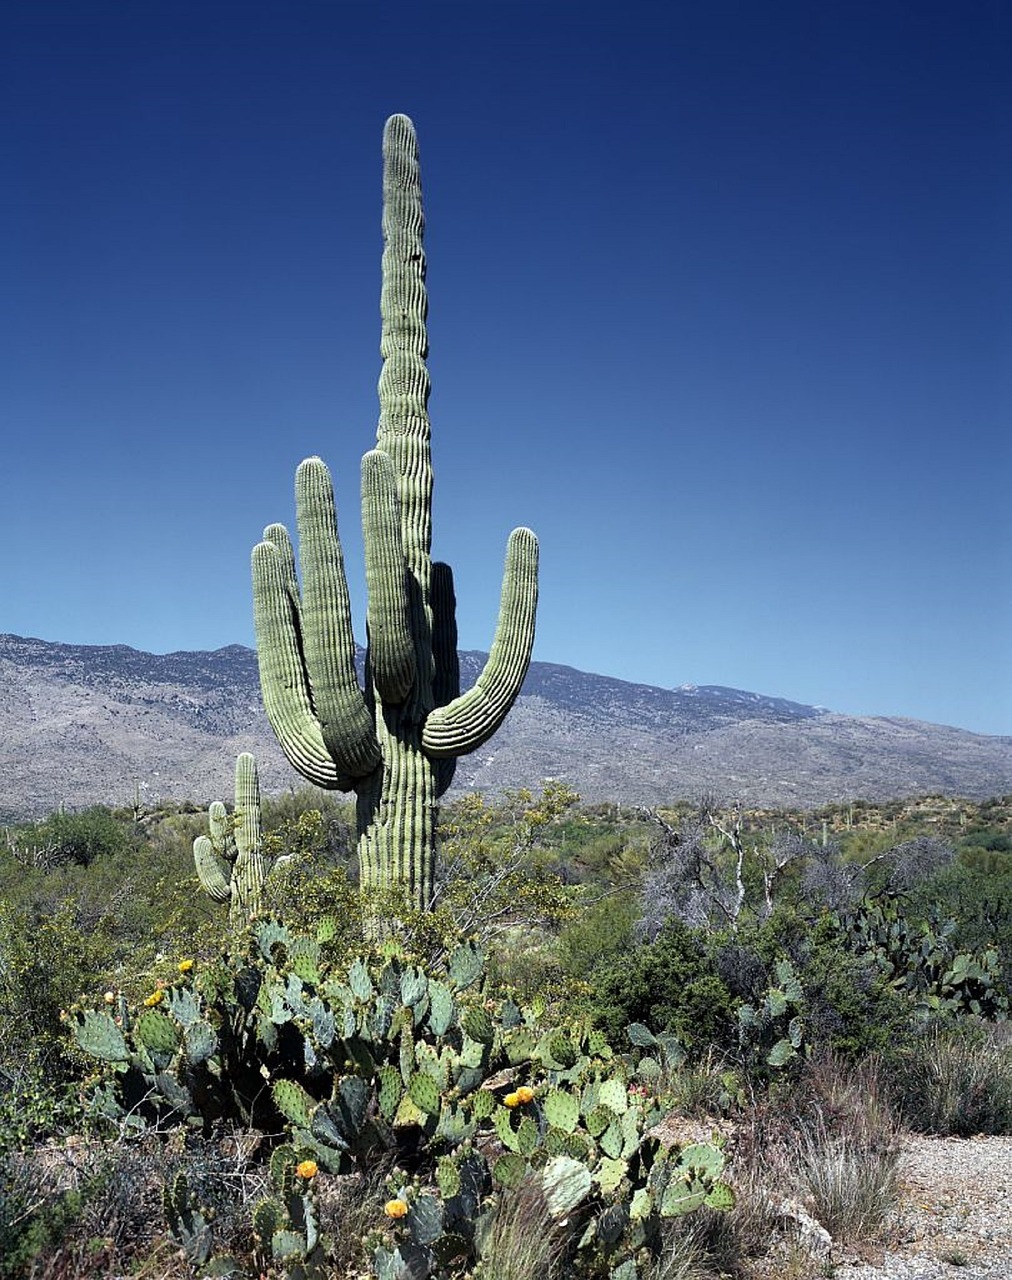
1,633,1009,820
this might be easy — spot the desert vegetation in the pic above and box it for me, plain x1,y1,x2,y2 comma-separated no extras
0,789,1010,1278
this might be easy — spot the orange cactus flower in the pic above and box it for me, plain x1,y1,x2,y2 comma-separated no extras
514,1086,535,1104
296,1159,318,1179
384,1199,409,1219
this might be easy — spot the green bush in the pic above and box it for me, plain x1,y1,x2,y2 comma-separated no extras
798,918,916,1062
557,891,639,981
0,1174,89,1280
0,901,103,1148
589,921,739,1057
20,806,132,868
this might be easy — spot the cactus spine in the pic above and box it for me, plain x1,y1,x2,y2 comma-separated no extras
193,752,273,930
252,115,538,912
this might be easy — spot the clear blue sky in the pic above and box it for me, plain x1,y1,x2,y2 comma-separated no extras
2,1,1009,734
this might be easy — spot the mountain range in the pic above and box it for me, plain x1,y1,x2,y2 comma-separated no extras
1,633,1009,821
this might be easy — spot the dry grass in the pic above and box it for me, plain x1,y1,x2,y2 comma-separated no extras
794,1117,901,1244
896,1022,1012,1136
476,1178,567,1280
791,1056,903,1246
643,1227,713,1280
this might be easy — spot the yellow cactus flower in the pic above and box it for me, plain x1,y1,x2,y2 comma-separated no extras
504,1091,520,1107
384,1199,409,1219
143,990,164,1007
514,1086,535,1104
178,959,194,973
296,1159,318,1179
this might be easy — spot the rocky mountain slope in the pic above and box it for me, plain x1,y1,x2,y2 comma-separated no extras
1,633,1009,820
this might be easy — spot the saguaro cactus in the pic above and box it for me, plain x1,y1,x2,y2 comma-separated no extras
251,115,538,912
193,752,279,929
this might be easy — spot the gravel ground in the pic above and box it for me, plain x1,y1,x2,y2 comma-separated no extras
830,1134,1012,1280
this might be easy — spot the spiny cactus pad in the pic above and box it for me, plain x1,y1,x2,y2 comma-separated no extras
408,1071,440,1116
542,1156,593,1217
136,1010,179,1055
493,1152,527,1189
74,1010,129,1062
544,1088,580,1134
272,1079,314,1129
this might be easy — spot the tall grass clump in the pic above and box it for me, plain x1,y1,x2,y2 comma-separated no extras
896,1022,1012,1135
792,1057,903,1244
474,1178,567,1280
642,1228,712,1280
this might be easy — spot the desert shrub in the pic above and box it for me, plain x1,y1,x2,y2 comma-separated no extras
261,787,356,865
589,920,739,1057
269,859,366,951
796,919,916,1062
0,1063,85,1157
893,1021,1012,1135
557,890,639,981
13,805,133,869
912,853,1012,991
485,924,577,1008
0,1132,212,1280
0,901,101,1147
659,1051,743,1118
0,1171,92,1280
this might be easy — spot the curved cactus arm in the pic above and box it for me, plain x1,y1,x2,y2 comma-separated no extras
296,457,382,776
207,800,235,857
361,448,415,702
422,527,538,758
193,835,231,902
252,537,352,790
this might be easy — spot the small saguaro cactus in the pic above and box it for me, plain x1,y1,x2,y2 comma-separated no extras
251,115,538,912
193,752,279,929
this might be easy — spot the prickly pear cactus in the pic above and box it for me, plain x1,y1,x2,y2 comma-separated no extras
736,956,806,1074
163,1172,215,1269
835,896,1009,1021
73,925,732,1278
251,115,538,914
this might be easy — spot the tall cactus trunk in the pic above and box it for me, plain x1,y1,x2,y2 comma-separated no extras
355,115,438,907
356,737,436,910
251,115,538,915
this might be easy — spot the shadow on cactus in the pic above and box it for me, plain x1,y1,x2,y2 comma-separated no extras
251,114,538,918
73,922,733,1278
